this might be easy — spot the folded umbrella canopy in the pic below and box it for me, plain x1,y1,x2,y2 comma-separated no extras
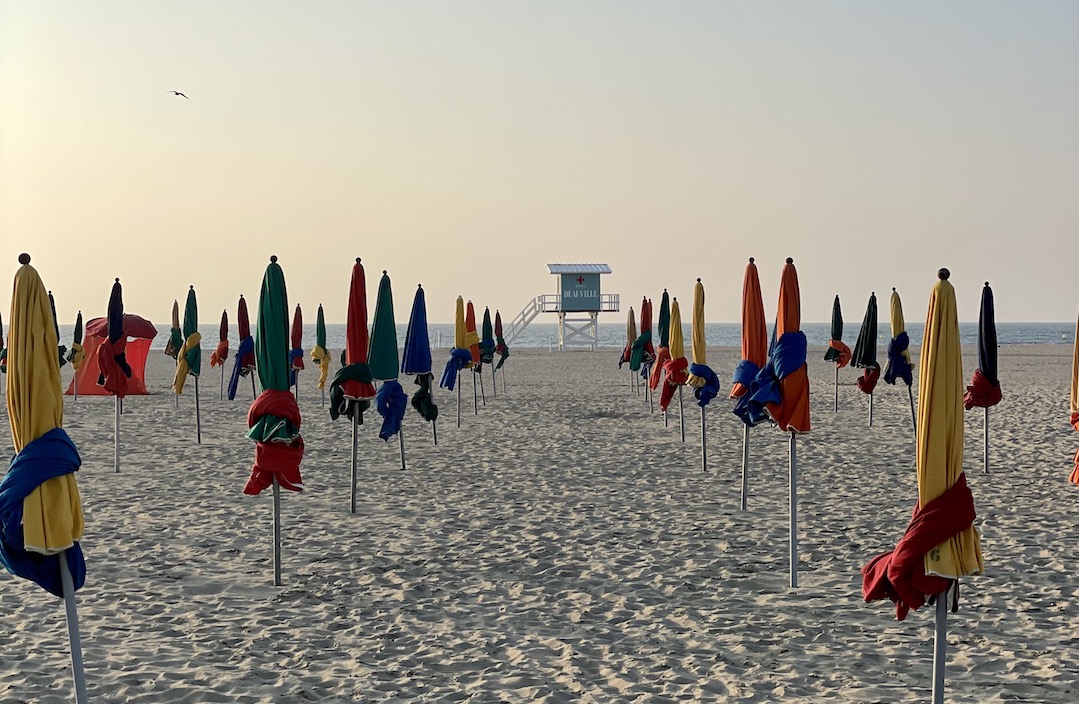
824,295,852,367
439,296,472,392
685,279,718,472
172,286,202,395
479,307,496,365
209,309,229,401
852,292,880,396
494,310,509,371
98,278,132,475
48,291,68,368
884,288,916,432
965,283,1002,474
165,299,182,360
618,307,636,370
648,290,671,392
0,310,6,373
228,294,256,401
862,269,982,704
1070,306,1079,485
660,297,688,416
731,258,767,400
630,297,655,375
66,311,85,372
330,258,377,421
1,254,88,703
243,257,304,587
289,304,305,392
310,304,331,397
465,300,484,409
369,271,407,455
402,284,438,435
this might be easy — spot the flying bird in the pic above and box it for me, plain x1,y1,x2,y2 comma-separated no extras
170,91,188,99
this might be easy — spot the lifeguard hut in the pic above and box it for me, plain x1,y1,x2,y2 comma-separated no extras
505,263,619,351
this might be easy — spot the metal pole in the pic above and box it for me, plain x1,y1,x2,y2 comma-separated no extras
194,376,202,444
868,392,874,427
647,370,653,414
678,386,685,443
663,409,668,428
834,365,838,412
321,388,325,408
502,365,507,394
432,420,438,445
457,383,462,428
114,395,120,473
984,408,989,474
350,410,359,514
272,477,282,586
472,370,478,415
491,364,496,399
294,370,299,403
479,367,486,406
399,427,406,470
700,406,707,473
73,368,78,401
251,373,256,400
909,385,917,435
219,364,224,401
740,424,749,511
59,554,88,704
789,431,798,589
931,585,949,704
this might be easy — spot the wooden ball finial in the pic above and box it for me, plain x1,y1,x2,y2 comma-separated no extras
938,268,950,280
270,255,278,263
786,257,793,264
18,253,30,265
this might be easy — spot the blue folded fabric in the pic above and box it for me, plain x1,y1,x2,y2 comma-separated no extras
376,380,408,441
731,359,761,389
288,348,304,386
0,428,86,598
228,336,255,400
883,332,913,387
734,331,807,427
688,363,720,407
439,348,473,391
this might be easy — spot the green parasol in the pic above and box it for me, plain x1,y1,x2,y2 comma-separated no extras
367,271,399,381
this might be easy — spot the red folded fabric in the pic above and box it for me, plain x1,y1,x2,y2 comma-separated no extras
964,369,1002,409
1070,412,1079,485
209,340,229,367
244,390,304,495
861,473,976,620
649,347,671,391
96,339,129,398
856,365,880,395
829,340,852,368
660,357,689,411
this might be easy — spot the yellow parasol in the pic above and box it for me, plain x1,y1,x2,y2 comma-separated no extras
686,280,706,388
918,271,983,579
668,300,684,362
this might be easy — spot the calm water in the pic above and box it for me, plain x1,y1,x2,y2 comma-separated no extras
57,321,1075,352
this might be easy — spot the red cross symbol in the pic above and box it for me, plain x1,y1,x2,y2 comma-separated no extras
577,276,585,284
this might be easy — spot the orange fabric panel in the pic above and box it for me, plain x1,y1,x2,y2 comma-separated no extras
64,336,152,395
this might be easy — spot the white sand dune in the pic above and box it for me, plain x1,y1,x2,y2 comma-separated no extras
2,345,1077,702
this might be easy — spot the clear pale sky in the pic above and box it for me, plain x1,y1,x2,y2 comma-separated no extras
2,2,1077,326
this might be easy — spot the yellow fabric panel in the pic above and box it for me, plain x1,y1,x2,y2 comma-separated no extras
686,280,707,387
890,290,912,367
69,341,85,372
311,345,330,389
668,300,684,360
454,297,466,350
7,261,84,555
917,276,983,579
172,331,202,394
626,308,636,347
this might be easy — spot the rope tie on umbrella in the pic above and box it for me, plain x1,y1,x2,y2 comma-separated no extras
96,339,131,398
209,339,229,368
861,473,976,621
439,348,473,391
227,336,255,400
328,363,374,422
310,344,330,389
883,332,913,386
0,428,86,598
376,380,408,440
172,332,202,394
963,369,1002,409
410,373,439,422
66,342,86,372
659,357,688,411
825,340,851,368
244,390,304,495
856,365,881,394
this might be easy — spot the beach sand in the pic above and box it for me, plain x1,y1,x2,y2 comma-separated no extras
2,344,1077,702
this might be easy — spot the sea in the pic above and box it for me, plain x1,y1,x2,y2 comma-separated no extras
56,322,1075,352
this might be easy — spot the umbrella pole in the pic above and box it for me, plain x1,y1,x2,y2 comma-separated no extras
399,427,406,471
663,409,668,428
789,430,798,589
350,410,359,514
479,367,486,406
194,376,202,444
678,386,685,443
272,476,282,587
502,365,507,394
647,371,653,414
59,553,89,704
321,388,325,408
251,373,256,400
432,419,438,445
219,364,224,401
491,364,496,399
114,395,120,473
472,371,478,415
984,407,989,474
457,383,462,428
931,585,949,704
868,392,874,427
908,385,917,435
740,424,749,511
833,365,838,412
73,368,78,401
700,406,707,473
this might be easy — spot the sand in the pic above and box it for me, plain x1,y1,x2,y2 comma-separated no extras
1,344,1077,703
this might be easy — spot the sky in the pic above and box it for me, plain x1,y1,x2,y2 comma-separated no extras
2,1,1077,326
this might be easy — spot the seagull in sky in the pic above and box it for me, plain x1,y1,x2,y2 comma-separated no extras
170,91,188,99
